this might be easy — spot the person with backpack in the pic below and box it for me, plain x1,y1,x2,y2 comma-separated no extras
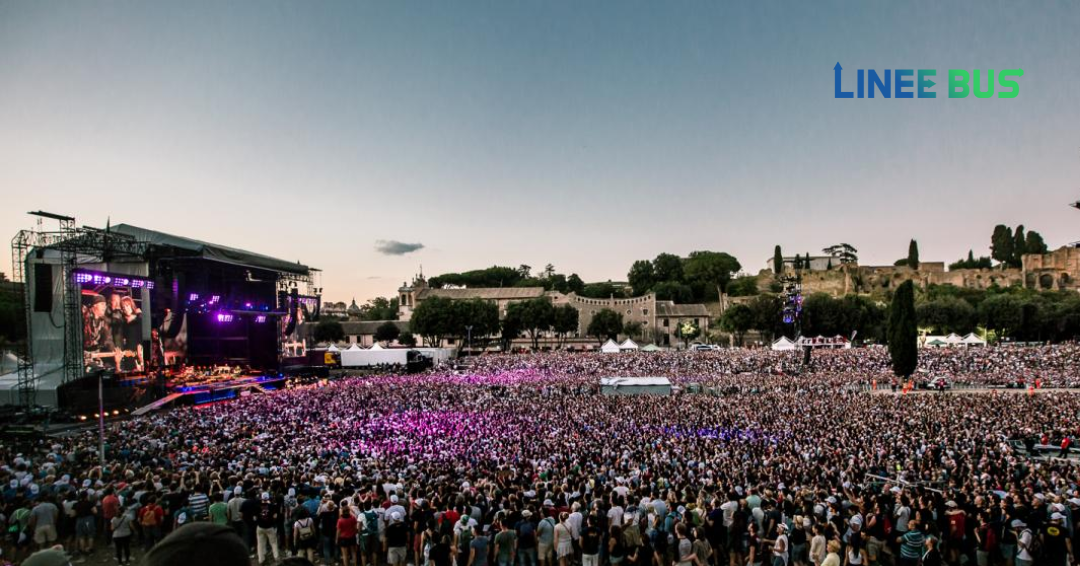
1015,519,1035,566
457,514,476,566
1041,513,1072,566
537,511,557,566
293,507,318,564
361,500,381,566
139,495,165,551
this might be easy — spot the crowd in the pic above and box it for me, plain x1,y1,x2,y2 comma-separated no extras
2,346,1080,566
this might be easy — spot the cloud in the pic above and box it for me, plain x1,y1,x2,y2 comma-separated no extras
375,240,424,256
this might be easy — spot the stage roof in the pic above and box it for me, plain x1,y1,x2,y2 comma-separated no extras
112,224,311,275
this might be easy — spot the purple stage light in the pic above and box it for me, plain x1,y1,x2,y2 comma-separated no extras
74,269,155,289
189,293,200,301
216,312,234,323
255,315,267,323
209,295,220,304
74,273,93,284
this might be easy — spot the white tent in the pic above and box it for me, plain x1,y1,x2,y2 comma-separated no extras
771,336,796,351
347,344,363,351
945,333,963,346
619,339,639,351
961,333,987,346
600,339,621,353
369,343,384,350
326,344,340,352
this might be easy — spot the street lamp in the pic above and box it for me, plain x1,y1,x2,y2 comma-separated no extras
465,325,473,355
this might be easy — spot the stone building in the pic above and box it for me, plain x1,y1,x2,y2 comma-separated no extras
1023,246,1080,290
397,276,711,347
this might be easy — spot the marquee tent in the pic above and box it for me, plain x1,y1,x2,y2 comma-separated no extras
619,339,639,351
600,339,621,353
771,336,797,351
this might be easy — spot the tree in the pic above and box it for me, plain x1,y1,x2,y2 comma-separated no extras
773,245,784,275
312,319,345,344
499,310,524,351
374,321,401,345
1025,230,1048,255
627,260,655,297
453,298,500,350
720,303,754,346
410,296,456,346
887,280,918,378
359,297,400,321
652,281,695,303
916,297,975,335
990,225,1014,268
674,319,701,348
552,304,580,348
398,332,417,347
623,320,644,340
517,264,532,279
822,244,858,265
726,276,760,297
579,282,619,299
907,239,919,269
507,297,554,350
683,251,741,305
979,294,1023,339
566,273,586,294
1011,225,1026,268
652,253,684,283
587,309,623,344
747,294,784,342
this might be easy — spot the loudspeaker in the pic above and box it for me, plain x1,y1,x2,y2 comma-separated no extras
33,263,53,312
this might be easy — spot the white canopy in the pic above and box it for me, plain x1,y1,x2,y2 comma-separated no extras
619,339,639,351
369,343,384,350
326,344,340,352
945,333,963,344
771,336,797,351
961,333,987,346
600,339,621,353
347,344,363,351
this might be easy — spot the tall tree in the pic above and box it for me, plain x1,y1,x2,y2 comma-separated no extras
773,245,784,275
720,303,754,346
1025,230,1048,255
587,309,623,344
627,260,655,297
397,332,417,348
410,296,456,346
652,253,684,283
566,273,586,294
683,251,741,305
552,304,580,348
1011,225,1026,268
507,297,554,350
990,225,1014,268
887,280,918,378
907,239,920,269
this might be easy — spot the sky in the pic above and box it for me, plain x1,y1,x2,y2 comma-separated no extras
1,1,1078,303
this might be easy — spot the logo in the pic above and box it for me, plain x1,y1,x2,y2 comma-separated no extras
833,63,1023,99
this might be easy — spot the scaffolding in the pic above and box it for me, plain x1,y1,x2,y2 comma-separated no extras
8,213,150,406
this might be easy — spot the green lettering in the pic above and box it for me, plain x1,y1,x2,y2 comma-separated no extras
949,70,970,98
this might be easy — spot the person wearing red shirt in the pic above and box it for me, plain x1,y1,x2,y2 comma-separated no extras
338,506,360,566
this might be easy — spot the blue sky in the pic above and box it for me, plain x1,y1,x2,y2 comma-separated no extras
1,1,1078,302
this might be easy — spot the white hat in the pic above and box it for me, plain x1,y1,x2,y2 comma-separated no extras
543,499,554,507
522,510,533,518
1052,512,1066,521
391,495,399,503
261,492,271,500
945,501,957,508
889,487,901,494
391,511,402,522
1011,520,1026,528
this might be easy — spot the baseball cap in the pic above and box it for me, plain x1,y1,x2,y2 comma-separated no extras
1052,512,1066,521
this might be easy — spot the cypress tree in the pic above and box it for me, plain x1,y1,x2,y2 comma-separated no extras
773,245,784,275
888,280,918,378
907,239,919,269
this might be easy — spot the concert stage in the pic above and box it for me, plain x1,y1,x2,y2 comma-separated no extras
3,214,320,413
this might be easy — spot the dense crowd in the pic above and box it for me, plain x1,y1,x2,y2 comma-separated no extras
3,346,1080,566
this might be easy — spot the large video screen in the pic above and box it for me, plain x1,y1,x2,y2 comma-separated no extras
76,270,153,375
